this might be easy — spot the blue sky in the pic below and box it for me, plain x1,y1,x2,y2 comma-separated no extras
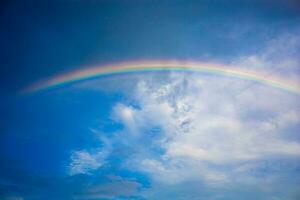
1,0,300,199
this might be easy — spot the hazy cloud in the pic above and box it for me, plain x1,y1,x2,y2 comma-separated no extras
69,150,108,176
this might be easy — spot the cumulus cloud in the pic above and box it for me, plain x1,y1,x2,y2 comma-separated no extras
68,31,300,195
113,70,300,185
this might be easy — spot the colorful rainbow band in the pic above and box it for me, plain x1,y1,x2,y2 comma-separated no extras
22,60,300,95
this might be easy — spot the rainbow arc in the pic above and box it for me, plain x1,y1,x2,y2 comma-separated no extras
22,60,300,95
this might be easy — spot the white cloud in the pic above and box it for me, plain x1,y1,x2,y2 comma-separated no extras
113,70,300,184
69,150,108,175
113,104,139,135
68,31,300,188
232,30,300,82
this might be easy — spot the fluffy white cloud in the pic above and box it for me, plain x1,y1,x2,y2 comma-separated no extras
69,31,300,188
113,71,300,184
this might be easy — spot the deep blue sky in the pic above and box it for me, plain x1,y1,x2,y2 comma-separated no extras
1,1,300,200
1,0,299,93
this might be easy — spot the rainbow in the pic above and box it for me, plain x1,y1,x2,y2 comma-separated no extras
22,60,300,95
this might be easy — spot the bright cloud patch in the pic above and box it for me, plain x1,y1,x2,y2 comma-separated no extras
67,33,300,199
113,74,300,185
69,150,108,175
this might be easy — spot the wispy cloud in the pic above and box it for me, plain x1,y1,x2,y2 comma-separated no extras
69,150,108,176
4,197,24,200
73,175,141,199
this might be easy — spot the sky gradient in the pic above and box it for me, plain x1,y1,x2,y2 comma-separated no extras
1,1,300,200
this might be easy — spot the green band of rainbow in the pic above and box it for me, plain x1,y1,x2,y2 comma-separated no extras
22,60,300,95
